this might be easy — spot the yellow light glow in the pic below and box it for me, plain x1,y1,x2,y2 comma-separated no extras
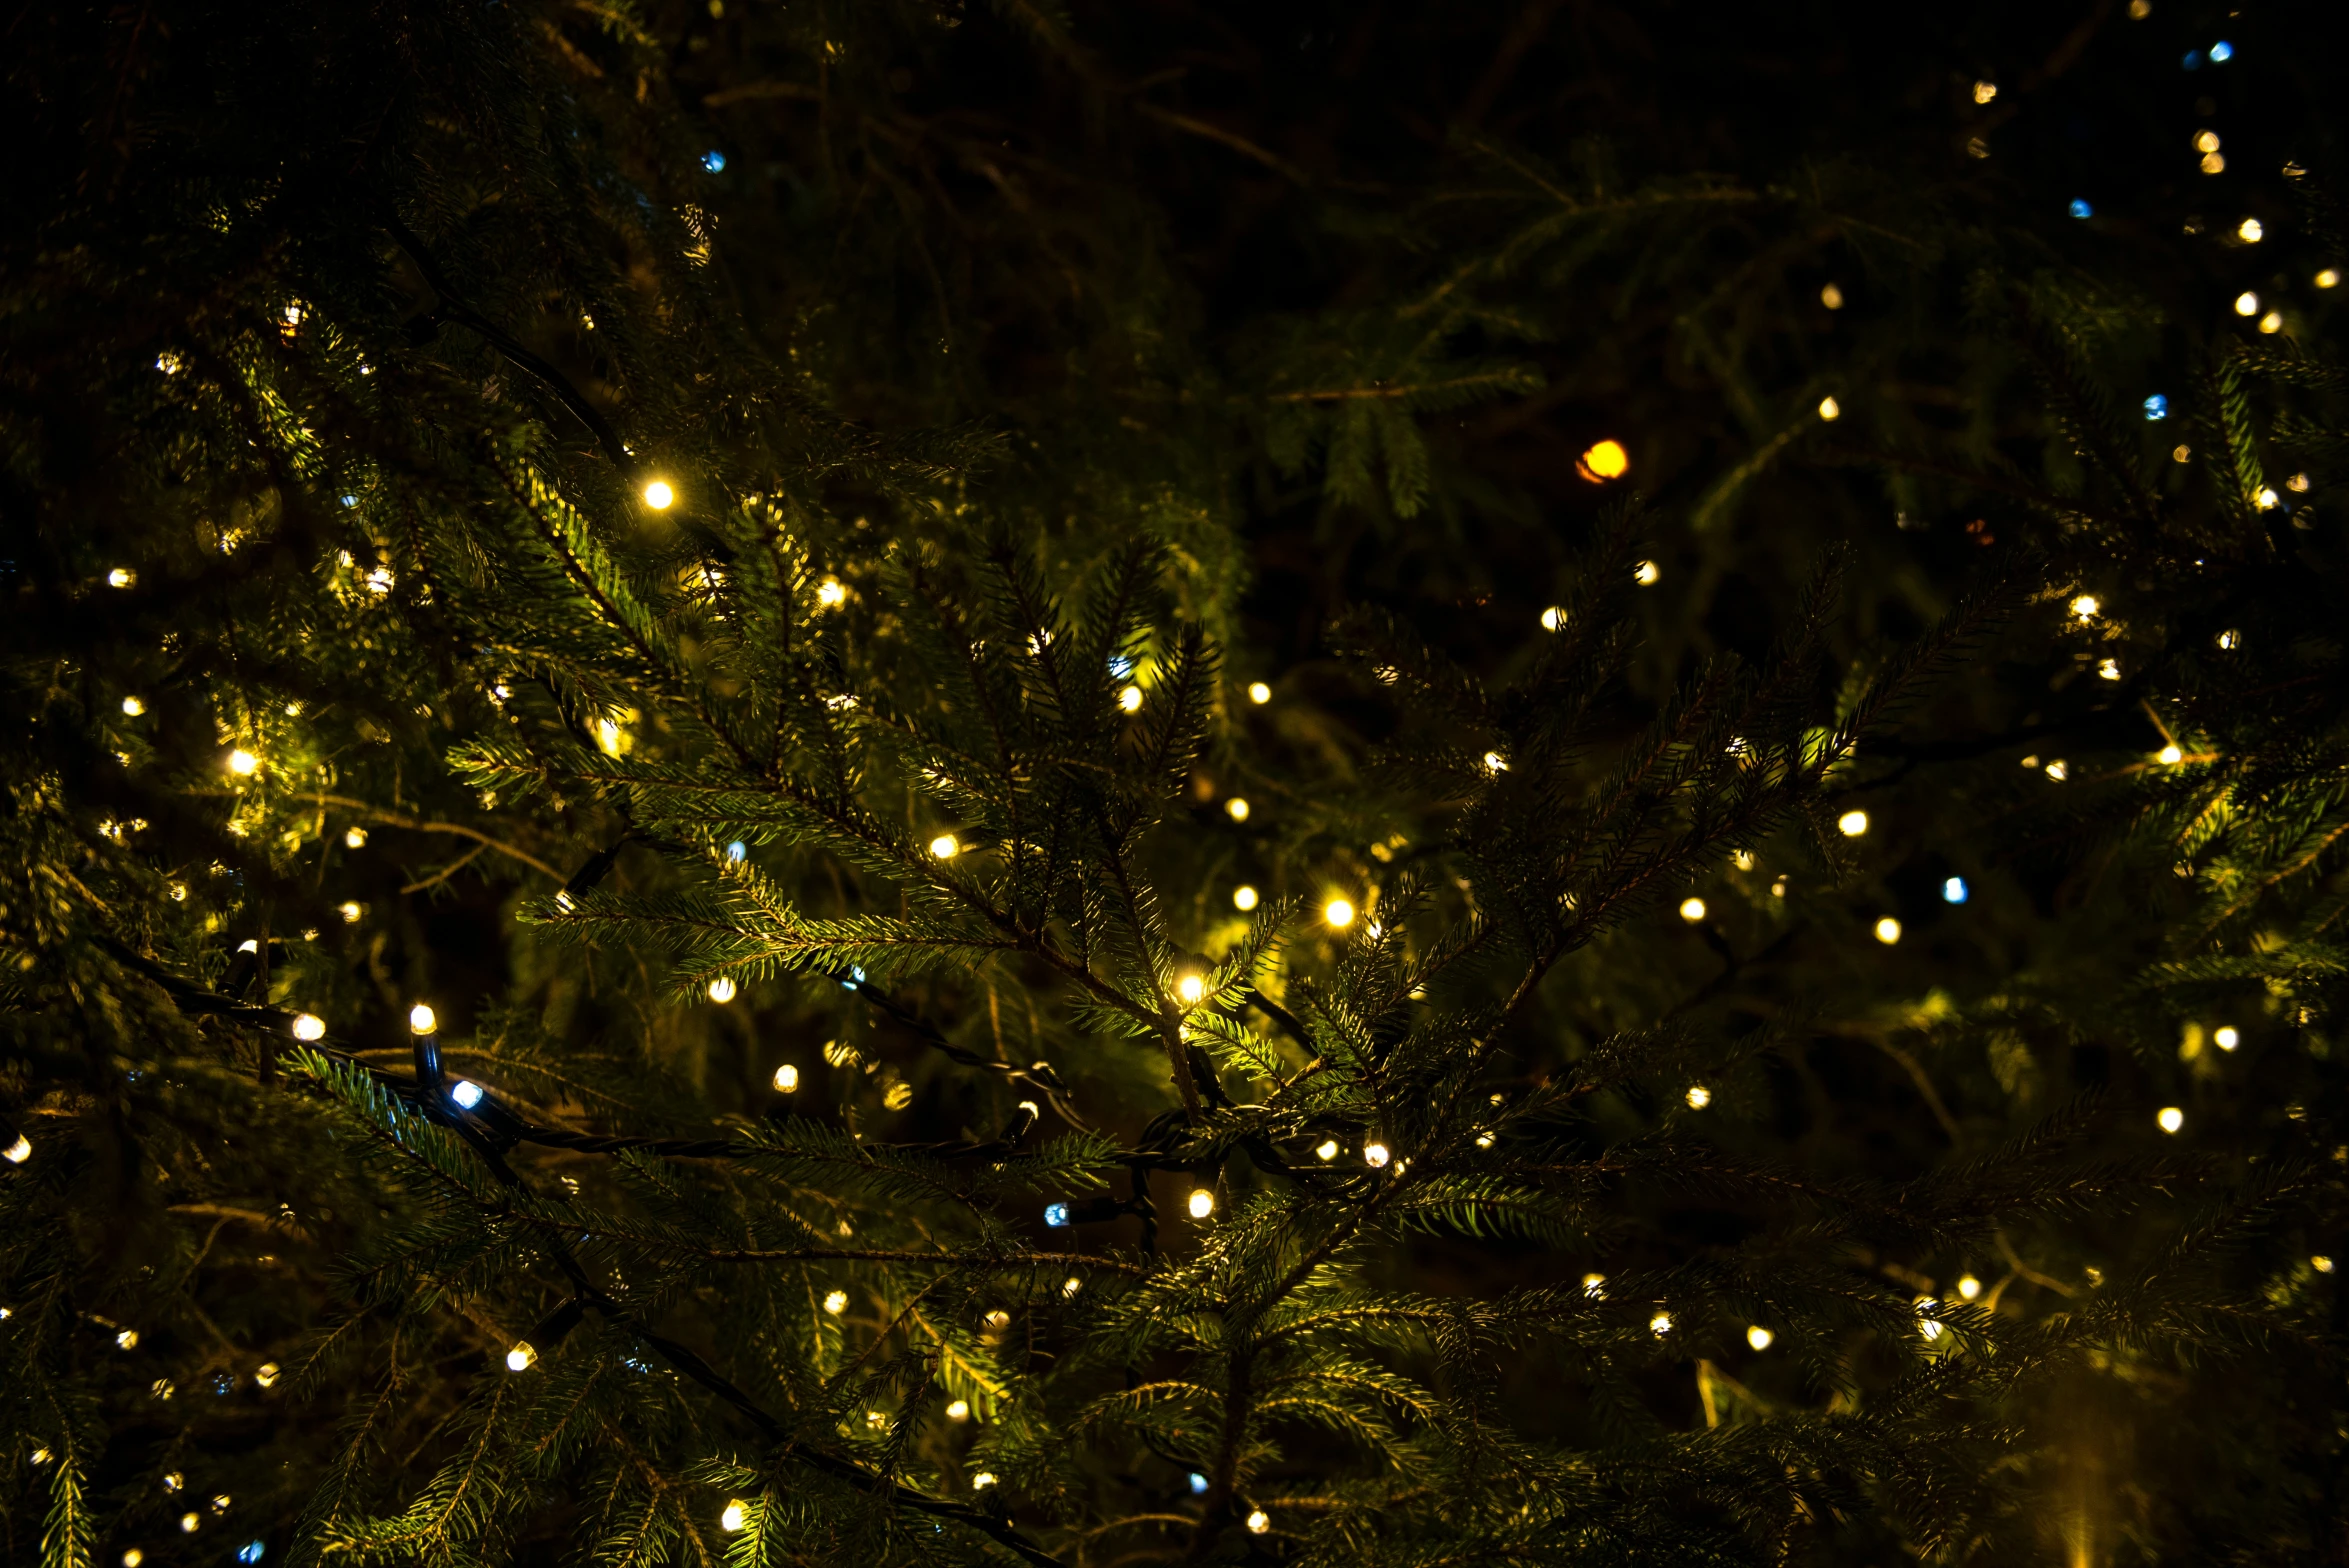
506,1342,537,1372
291,1014,326,1042
2235,291,2260,316
2214,1026,2239,1050
339,901,363,924
2315,1256,2336,1274
1679,897,1706,923
1177,973,1205,1004
1187,1188,1215,1219
1483,750,1508,773
1233,884,1259,912
1582,1273,1606,1299
1817,395,1841,421
929,833,960,858
180,1514,198,1534
641,479,675,510
1875,917,1902,945
1246,1510,1271,1535
1820,281,1844,309
2238,217,2263,243
1837,809,1868,837
2098,658,2121,681
1578,439,1630,482
122,695,145,716
1685,1085,1711,1109
720,1500,748,1532
2201,151,2225,174
823,1289,848,1314
1649,1311,1672,1337
409,1003,438,1035
1733,849,1756,870
971,1472,997,1490
108,567,135,588
773,1063,799,1092
1315,1139,1339,1161
707,977,738,1004
1634,560,1660,586
1225,797,1250,822
1972,80,1997,104
1324,898,1355,928
1956,1275,1982,1301
815,577,847,607
2157,1106,2184,1133
2260,312,2284,335
2159,744,2183,765
2071,594,2100,620
946,1398,970,1420
227,749,258,776
1118,685,1143,713
345,827,367,849
1246,681,1272,704
255,1362,280,1388
2319,269,2341,289
2195,129,2220,153
1540,605,1565,631
1747,1325,1773,1351
1363,1141,1391,1168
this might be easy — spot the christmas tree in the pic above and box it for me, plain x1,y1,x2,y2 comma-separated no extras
6,3,2349,1564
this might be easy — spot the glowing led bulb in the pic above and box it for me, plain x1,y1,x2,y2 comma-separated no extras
1633,560,1659,586
122,696,145,716
2195,130,2220,153
929,833,959,859
2071,594,2100,620
1972,80,1997,103
1577,439,1629,482
2158,744,2183,765
1649,1311,1672,1337
408,1003,437,1035
1246,1510,1270,1534
1540,605,1566,631
1820,282,1844,309
116,1327,138,1349
1111,685,1142,714
345,827,367,849
2319,269,2342,289
2260,312,2283,335
815,578,847,607
2156,1106,2185,1134
254,1363,279,1388
946,1399,970,1420
291,1010,326,1042
339,901,363,924
1232,885,1259,912
1324,898,1355,928
2235,291,2260,317
823,1290,849,1315
1837,809,1868,837
1187,1189,1215,1220
971,1472,997,1490
2316,1257,2337,1275
641,480,675,510
773,1063,800,1092
506,1342,537,1372
1685,1085,1711,1110
1746,1325,1773,1351
1247,681,1272,704
1874,917,1902,945
2238,217,2263,243
108,567,135,588
1942,877,1968,904
449,1081,484,1111
227,749,258,776
181,1514,199,1534
123,1552,144,1567
1315,1139,1339,1161
705,977,737,1004
719,1500,747,1532
1362,1142,1391,1169
2214,1027,2239,1051
1483,750,1509,774
1582,1273,1606,1299
1678,897,1706,923
2099,658,2122,681
1956,1275,1982,1301
1225,797,1250,822
1917,1298,1944,1341
1817,395,1841,421
1176,973,1205,1004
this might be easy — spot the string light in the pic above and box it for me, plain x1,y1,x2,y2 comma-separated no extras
227,749,258,776
1678,897,1706,923
1956,1275,1982,1301
1916,1297,1944,1341
1820,281,1844,309
2214,1027,2239,1051
117,1328,139,1349
180,1514,199,1534
1044,1202,1070,1227
2260,312,2284,335
2068,199,2093,220
971,1472,997,1490
1746,1325,1773,1350
2157,1106,2185,1134
1483,750,1509,773
124,1552,144,1567
2238,217,2263,243
1246,1510,1271,1535
1187,1189,1215,1220
2159,744,2183,765
1942,877,1968,904
641,480,675,510
1315,1139,1339,1161
506,1341,537,1372
1633,560,1660,586
1649,1311,1672,1337
344,827,367,848
946,1399,970,1420
1733,849,1755,870
1062,1275,1082,1297
1176,973,1205,1004
1972,80,1997,104
408,1004,437,1035
2071,594,2099,620
108,567,136,588
2044,760,2068,782
1232,885,1259,912
239,1541,265,1564
2316,1257,2336,1274
1118,686,1143,713
2099,659,2122,681
815,578,847,608
1837,809,1868,837
928,833,960,858
1324,897,1355,928
773,1063,799,1091
1685,1085,1711,1109
339,901,363,924
2235,291,2260,316
1540,605,1566,631
1363,1142,1391,1168
1576,439,1630,482
5,1133,32,1164
450,1081,484,1110
254,1363,279,1388
1247,681,1272,704
2318,269,2341,289
1225,798,1250,822
1582,1273,1606,1299
823,1290,849,1314
2143,394,2168,420
2217,629,2240,651
719,1500,747,1532
706,977,737,1004
121,695,145,716
2173,444,2192,463
1817,396,1840,421
1874,917,1902,945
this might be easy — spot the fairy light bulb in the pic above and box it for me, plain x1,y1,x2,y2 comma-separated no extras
815,578,847,607
1685,1085,1711,1109
2159,744,2183,765
706,977,737,1004
1874,917,1902,945
1315,1139,1339,1161
117,1328,138,1349
1232,884,1259,912
1817,395,1841,421
1540,605,1565,631
1118,686,1143,713
2236,291,2260,317
2157,1106,2185,1134
2071,594,2100,620
2315,1257,2337,1274
344,827,367,849
1577,439,1629,482
180,1514,200,1534
971,1472,997,1490
641,480,675,510
121,695,145,716
123,1552,144,1567
1678,897,1706,923
2214,1026,2239,1051
1225,798,1250,822
823,1290,848,1315
5,1133,33,1164
2238,217,2263,243
254,1363,279,1388
1582,1273,1606,1299
1633,560,1659,586
408,1004,437,1035
929,833,959,859
1942,877,1968,904
1917,1298,1944,1341
1324,897,1355,928
1187,1189,1215,1220
1837,809,1868,837
1956,1275,1982,1301
1820,281,1845,308
227,749,258,776
1176,973,1205,1004
449,1081,484,1110
339,901,363,924
719,1500,747,1532
1746,1325,1773,1351
506,1342,537,1373
1247,681,1272,704
1246,1510,1271,1534
1362,1141,1391,1169
1649,1311,1673,1337
773,1063,800,1092
946,1399,970,1420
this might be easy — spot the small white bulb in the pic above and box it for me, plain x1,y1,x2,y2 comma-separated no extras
1232,884,1259,912
345,827,367,849
1187,1189,1215,1220
5,1134,32,1164
340,901,364,924
1315,1139,1339,1161
2316,1256,2337,1275
1324,898,1355,928
2238,217,2263,243
971,1472,997,1490
1247,682,1272,704
1678,897,1706,923
1582,1273,1606,1299
408,1003,437,1035
1118,686,1143,713
1363,1142,1391,1169
1633,560,1659,586
1177,973,1205,1004
1817,395,1841,421
117,1328,139,1349
254,1363,279,1388
450,1081,484,1110
1685,1085,1711,1110
2157,1106,2185,1134
706,976,738,1004
823,1289,849,1315
1746,1325,1773,1351
506,1342,537,1372
928,833,959,859
1649,1311,1673,1337
180,1513,199,1534
2159,744,2184,765
2071,594,2100,620
226,749,258,776
1482,750,1508,773
815,578,847,607
945,1399,970,1420
641,480,675,510
2235,291,2260,317
774,1063,800,1092
1956,1275,1982,1301
1874,917,1902,945
1225,797,1250,822
1246,1509,1270,1534
123,1551,144,1567
719,1500,747,1532
2214,1026,2239,1051
122,696,145,716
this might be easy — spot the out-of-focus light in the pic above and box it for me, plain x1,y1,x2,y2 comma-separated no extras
1247,681,1271,704
1325,898,1355,928
1679,897,1707,923
450,1080,484,1110
2159,744,2183,765
1818,395,1841,421
1233,885,1259,912
929,833,960,859
2157,1106,2185,1134
1837,809,1869,837
2068,198,2093,219
2143,394,2168,420
2215,1027,2240,1051
1225,798,1250,823
1177,973,1205,1004
2235,291,2260,317
706,977,738,1004
641,480,675,510
773,1063,799,1091
1747,1325,1773,1350
1942,877,1968,904
291,1013,326,1041
1685,1085,1711,1110
1118,686,1143,713
1875,917,1903,945
1577,439,1630,482
1187,1189,1215,1219
227,749,258,776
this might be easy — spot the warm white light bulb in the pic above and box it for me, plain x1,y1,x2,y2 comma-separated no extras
1324,898,1355,928
2315,1256,2336,1275
290,1013,325,1041
641,479,675,510
719,1500,747,1532
945,1399,970,1420
1582,1273,1606,1299
1246,1509,1270,1534
815,578,847,607
408,1003,437,1035
929,833,959,859
1176,973,1205,1004
2214,1026,2239,1051
823,1289,849,1315
1956,1275,1982,1301
706,976,737,1004
1678,897,1706,923
2238,217,2263,243
1483,750,1509,773
1685,1085,1711,1110
1837,809,1868,837
1225,798,1250,822
339,901,363,924
122,696,145,716
1633,560,1659,586
1187,1189,1215,1220
2158,744,2183,765
774,1063,800,1092
1649,1311,1672,1337
506,1342,537,1373
227,749,258,776
2071,594,2099,620
1247,681,1272,704
2157,1106,2184,1134
1363,1142,1391,1169
254,1363,279,1388
1232,884,1259,912
1817,395,1841,421
3,1135,30,1165
1315,1139,1339,1161
1746,1325,1773,1351
2236,291,2260,317
1540,605,1565,632
971,1472,997,1490
1118,685,1143,713
1874,917,1902,945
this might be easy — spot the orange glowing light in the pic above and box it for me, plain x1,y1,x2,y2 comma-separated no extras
1576,439,1630,483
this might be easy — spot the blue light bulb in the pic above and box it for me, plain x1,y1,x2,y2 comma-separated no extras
2069,199,2093,220
726,841,747,863
238,1543,267,1565
702,150,727,172
1044,1202,1070,1227
1942,877,1969,905
2209,40,2233,62
1189,1472,1209,1495
2143,394,2167,421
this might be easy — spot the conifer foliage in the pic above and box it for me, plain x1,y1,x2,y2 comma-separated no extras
6,3,2349,1566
